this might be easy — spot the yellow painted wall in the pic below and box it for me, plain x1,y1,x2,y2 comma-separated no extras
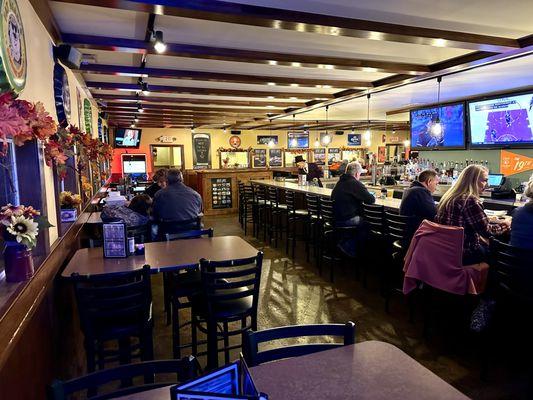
14,0,102,244
137,127,409,170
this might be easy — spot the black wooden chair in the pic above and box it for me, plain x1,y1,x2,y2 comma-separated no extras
383,211,414,313
243,321,356,367
284,190,308,258
164,228,214,358
127,224,151,244
47,357,200,400
158,217,202,240
305,194,321,262
71,266,154,374
192,252,263,370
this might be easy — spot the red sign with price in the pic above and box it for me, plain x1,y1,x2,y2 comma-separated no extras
500,150,533,176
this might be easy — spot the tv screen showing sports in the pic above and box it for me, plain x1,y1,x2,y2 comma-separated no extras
287,132,309,149
410,103,465,150
115,128,142,148
468,92,533,148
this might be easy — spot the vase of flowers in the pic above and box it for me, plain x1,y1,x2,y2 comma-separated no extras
59,191,82,222
1,205,41,282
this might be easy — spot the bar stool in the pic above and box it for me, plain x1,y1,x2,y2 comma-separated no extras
317,197,341,281
166,228,214,359
266,187,287,248
251,183,270,240
71,266,154,373
362,203,385,288
285,190,309,258
240,185,255,236
305,194,321,262
191,252,263,370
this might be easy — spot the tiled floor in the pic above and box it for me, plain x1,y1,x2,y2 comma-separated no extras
151,215,529,400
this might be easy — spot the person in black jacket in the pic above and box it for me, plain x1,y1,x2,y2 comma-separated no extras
331,161,375,226
400,169,439,237
144,168,168,198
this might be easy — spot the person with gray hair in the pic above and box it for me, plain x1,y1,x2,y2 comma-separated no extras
331,161,375,227
510,174,533,249
152,168,202,230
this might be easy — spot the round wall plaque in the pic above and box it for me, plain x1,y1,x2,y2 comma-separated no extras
229,135,241,148
53,63,71,126
0,0,27,93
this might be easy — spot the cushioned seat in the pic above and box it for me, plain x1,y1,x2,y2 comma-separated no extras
192,286,252,319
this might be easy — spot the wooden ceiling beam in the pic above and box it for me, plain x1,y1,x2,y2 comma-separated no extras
80,64,372,89
94,94,304,108
86,80,331,99
54,0,518,52
103,104,278,114
63,33,429,75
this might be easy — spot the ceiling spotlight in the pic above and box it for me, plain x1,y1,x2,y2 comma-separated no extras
137,104,144,113
223,127,227,134
141,82,149,95
191,126,195,133
130,123,135,128
134,116,139,122
152,30,167,53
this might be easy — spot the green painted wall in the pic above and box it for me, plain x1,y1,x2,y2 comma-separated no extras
418,148,533,185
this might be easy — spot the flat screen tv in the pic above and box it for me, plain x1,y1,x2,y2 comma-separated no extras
468,91,533,148
114,128,142,148
287,132,309,149
410,102,466,150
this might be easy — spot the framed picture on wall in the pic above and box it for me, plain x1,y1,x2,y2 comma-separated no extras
268,149,283,167
252,149,267,168
257,135,278,145
327,148,340,165
313,148,326,165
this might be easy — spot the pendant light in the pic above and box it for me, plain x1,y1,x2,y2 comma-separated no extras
363,93,371,145
268,119,275,147
290,114,298,147
321,106,331,146
431,77,443,136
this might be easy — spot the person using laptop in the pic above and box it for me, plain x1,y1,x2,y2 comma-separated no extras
510,174,533,249
436,164,510,265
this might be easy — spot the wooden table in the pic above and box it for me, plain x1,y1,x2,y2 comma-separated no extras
112,341,469,400
61,236,259,278
251,179,402,211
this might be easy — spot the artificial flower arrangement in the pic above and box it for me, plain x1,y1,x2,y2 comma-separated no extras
1,204,42,248
0,92,57,155
59,191,82,209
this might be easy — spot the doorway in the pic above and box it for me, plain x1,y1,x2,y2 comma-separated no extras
151,145,185,171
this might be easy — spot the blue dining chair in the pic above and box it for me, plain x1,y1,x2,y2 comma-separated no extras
47,357,200,400
243,321,356,367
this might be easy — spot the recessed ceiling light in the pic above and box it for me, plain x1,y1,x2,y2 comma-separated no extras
267,82,276,86
267,96,275,99
268,60,277,65
291,62,301,67
290,83,299,87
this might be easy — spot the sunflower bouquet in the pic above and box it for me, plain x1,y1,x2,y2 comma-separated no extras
0,204,41,248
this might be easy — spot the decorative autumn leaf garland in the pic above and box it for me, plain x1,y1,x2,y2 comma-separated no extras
0,91,112,179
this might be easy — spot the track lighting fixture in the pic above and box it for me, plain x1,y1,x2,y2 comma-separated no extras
152,30,167,54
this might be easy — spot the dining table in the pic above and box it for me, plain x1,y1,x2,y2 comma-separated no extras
61,236,260,278
111,340,470,399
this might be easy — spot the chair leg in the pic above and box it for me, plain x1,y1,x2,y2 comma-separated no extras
141,329,154,361
163,273,172,326
207,320,218,370
191,316,198,357
223,321,230,365
172,301,181,359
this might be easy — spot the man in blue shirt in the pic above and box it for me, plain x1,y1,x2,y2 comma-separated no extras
153,169,203,233
400,169,439,238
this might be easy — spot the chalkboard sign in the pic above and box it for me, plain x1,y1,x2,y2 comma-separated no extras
192,133,211,169
103,222,128,258
268,149,282,167
211,177,232,209
313,148,326,165
257,135,278,145
253,149,267,168
328,148,341,165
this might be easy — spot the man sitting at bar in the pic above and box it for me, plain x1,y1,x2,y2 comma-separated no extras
332,161,375,226
144,168,168,198
153,168,203,233
400,169,439,237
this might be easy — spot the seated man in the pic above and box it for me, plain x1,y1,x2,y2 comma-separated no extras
145,168,168,198
153,169,203,232
399,169,439,237
331,161,375,226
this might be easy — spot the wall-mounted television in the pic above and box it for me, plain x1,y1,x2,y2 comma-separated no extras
122,154,146,175
410,102,466,150
468,91,533,148
114,128,142,148
287,132,309,149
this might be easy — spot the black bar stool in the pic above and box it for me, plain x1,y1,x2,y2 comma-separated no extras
266,187,287,248
285,190,309,258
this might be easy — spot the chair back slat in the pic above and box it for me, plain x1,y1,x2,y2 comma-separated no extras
363,204,384,235
159,217,202,238
319,197,334,226
47,358,200,400
285,190,296,211
165,228,214,241
244,321,356,367
306,194,320,217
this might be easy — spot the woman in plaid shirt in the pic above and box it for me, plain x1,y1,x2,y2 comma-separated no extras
436,165,510,265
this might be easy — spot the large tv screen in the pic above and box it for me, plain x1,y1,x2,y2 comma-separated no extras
410,102,465,150
468,91,533,148
114,128,142,148
287,132,309,149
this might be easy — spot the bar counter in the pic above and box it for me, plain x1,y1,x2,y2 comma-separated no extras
251,179,527,211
